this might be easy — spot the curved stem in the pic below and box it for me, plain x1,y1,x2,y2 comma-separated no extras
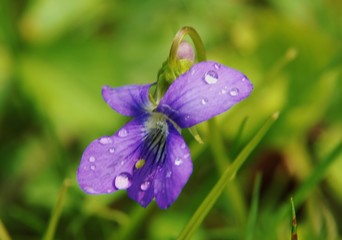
168,26,207,67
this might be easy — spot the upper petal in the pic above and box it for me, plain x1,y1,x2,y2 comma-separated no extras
157,61,253,128
102,84,153,117
77,115,149,194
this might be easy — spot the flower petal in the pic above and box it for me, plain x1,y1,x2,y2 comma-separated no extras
102,84,153,117
154,121,193,209
157,61,253,128
126,119,192,209
77,115,149,194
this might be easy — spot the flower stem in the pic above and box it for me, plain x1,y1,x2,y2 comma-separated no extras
43,179,70,240
168,26,207,67
178,112,279,240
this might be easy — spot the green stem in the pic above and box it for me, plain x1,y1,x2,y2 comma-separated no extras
291,198,298,240
43,179,70,240
178,112,279,240
208,118,247,225
0,219,11,240
168,26,207,67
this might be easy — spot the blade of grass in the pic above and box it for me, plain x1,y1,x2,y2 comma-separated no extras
291,198,298,240
43,179,70,240
276,140,342,221
0,219,11,240
246,174,262,240
208,118,247,225
178,112,279,240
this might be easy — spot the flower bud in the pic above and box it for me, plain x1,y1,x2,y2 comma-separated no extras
176,41,195,63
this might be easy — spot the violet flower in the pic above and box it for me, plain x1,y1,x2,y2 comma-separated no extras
77,61,253,209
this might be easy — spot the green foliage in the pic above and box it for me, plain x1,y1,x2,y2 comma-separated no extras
1,0,341,239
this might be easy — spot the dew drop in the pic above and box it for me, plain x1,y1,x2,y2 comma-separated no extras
140,181,150,191
229,88,239,97
241,77,247,82
118,128,128,137
109,148,115,154
89,156,95,162
214,63,221,69
203,70,218,84
84,186,97,194
184,115,190,121
190,69,196,75
201,98,208,105
90,164,96,170
175,158,183,166
166,171,172,178
99,137,112,145
114,173,132,189
221,89,227,94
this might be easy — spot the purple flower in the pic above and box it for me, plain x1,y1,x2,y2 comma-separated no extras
77,61,253,209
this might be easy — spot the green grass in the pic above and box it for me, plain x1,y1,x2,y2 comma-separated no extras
0,0,341,239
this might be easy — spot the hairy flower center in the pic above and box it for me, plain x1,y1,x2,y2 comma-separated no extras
142,113,169,165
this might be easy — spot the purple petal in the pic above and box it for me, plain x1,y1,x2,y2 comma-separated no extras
126,119,192,209
157,61,253,128
154,121,193,209
77,115,149,194
102,84,153,117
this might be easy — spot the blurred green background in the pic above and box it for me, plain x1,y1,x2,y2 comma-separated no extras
0,0,341,239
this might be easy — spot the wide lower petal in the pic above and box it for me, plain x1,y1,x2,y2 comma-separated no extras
126,118,192,209
77,115,149,194
157,61,253,128
102,84,153,117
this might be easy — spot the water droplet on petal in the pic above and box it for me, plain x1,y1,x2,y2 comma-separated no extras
203,70,218,84
214,63,221,69
201,98,208,105
107,189,112,193
89,156,95,162
241,77,247,82
99,137,112,144
114,172,132,190
90,164,96,170
175,158,183,166
140,181,150,191
229,88,239,97
184,115,190,121
181,143,186,149
221,89,227,94
118,128,128,137
84,186,97,194
191,69,196,75
166,171,172,178
109,148,115,154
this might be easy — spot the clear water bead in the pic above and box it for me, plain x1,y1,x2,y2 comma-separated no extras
90,164,96,170
175,158,183,166
214,63,221,69
109,148,115,153
166,171,172,178
99,137,112,144
114,173,132,189
229,88,239,97
118,128,128,137
140,181,150,191
84,186,97,194
89,156,95,162
201,98,208,105
203,70,218,84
